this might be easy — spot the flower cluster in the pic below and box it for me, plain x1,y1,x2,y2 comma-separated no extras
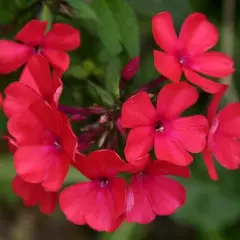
0,12,239,232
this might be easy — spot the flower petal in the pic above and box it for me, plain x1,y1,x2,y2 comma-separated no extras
12,175,42,206
43,23,80,51
3,82,39,118
184,19,219,55
156,82,198,119
124,126,155,164
212,133,240,169
7,111,45,145
14,145,54,184
154,134,193,166
42,48,69,75
73,150,125,179
15,20,47,46
39,191,58,214
0,40,32,74
170,115,208,153
152,12,177,53
125,175,156,224
183,67,222,93
178,13,206,50
207,84,228,124
60,182,95,225
189,52,234,78
147,176,186,215
27,54,53,98
153,50,182,82
202,147,218,181
121,92,156,128
41,152,70,192
146,161,190,178
85,178,126,232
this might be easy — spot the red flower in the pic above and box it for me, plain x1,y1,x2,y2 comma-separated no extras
121,82,208,166
8,100,77,191
124,155,189,224
203,85,240,180
59,150,126,232
152,12,234,93
3,55,62,118
12,175,58,214
0,20,80,75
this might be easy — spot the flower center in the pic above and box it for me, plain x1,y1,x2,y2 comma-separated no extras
34,46,42,53
155,121,164,132
99,178,109,188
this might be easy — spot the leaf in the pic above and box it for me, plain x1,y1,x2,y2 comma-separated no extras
65,0,99,22
106,0,139,58
91,0,122,57
105,56,121,97
173,179,240,231
88,81,115,107
39,2,53,31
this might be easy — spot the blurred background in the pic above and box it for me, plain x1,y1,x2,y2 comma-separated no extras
0,0,240,239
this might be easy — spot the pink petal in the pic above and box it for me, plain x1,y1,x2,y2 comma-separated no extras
14,145,54,184
27,54,53,98
52,72,63,106
124,126,155,164
146,161,190,178
7,111,45,145
41,152,70,192
156,82,198,119
154,134,193,166
3,82,39,118
153,50,182,82
189,52,234,78
183,67,222,93
59,182,96,225
42,48,69,75
121,92,156,128
73,150,125,180
170,115,208,153
15,20,47,46
202,147,218,181
147,176,186,215
212,133,240,169
29,99,65,137
184,19,219,55
12,175,42,206
43,23,80,51
125,175,156,224
19,64,42,95
207,84,228,124
0,40,32,74
178,13,206,50
152,12,178,53
85,178,126,232
39,191,58,214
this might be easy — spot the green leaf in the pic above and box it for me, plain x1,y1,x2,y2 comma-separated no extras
106,0,139,58
105,56,121,97
91,0,122,57
88,81,115,107
173,179,240,231
39,2,53,31
65,0,99,22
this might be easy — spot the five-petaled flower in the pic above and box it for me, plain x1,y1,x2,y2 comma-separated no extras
59,150,126,232
152,12,234,93
8,100,77,191
0,19,80,76
203,85,240,180
121,82,208,166
124,155,189,223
